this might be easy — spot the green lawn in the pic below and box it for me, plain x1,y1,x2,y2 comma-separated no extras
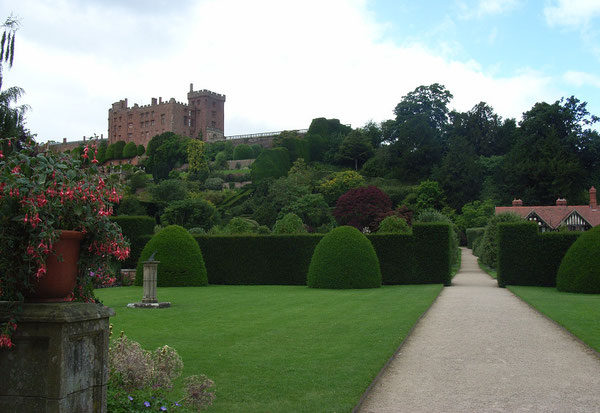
508,286,600,353
96,284,443,412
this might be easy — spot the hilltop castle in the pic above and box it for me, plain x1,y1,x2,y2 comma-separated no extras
108,83,225,147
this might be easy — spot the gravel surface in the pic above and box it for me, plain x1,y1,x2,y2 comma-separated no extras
358,248,600,413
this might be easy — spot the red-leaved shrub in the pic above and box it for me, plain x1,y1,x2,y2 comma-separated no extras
333,186,392,231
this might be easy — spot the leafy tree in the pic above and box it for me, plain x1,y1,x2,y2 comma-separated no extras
137,144,145,156
251,144,262,158
279,193,333,230
274,135,310,163
117,196,147,216
386,84,453,182
414,180,447,212
96,140,108,163
317,170,365,205
233,143,254,160
187,139,209,182
0,15,18,90
500,97,596,204
122,141,137,158
105,143,115,160
272,213,307,234
455,199,495,231
128,171,148,194
160,198,219,230
333,186,393,231
250,147,291,183
145,133,189,182
213,151,228,169
433,134,483,209
336,130,374,170
306,118,351,163
150,179,187,204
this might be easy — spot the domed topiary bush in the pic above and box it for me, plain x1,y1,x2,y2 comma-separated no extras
556,226,600,293
307,226,381,289
135,225,208,287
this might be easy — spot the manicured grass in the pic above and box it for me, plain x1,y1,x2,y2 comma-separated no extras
97,284,442,412
477,258,497,279
508,286,600,353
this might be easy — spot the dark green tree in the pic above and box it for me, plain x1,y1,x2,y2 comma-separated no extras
336,130,374,170
122,141,137,158
145,132,190,182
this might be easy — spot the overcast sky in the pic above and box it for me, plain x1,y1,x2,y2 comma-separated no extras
3,0,600,143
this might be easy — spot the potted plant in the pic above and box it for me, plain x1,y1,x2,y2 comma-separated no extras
0,137,130,348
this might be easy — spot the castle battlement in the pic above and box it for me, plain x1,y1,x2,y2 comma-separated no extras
108,83,225,146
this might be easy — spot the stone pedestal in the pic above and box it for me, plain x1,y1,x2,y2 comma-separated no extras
142,260,159,304
0,302,115,413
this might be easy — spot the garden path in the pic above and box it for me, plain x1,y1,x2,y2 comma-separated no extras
357,247,600,413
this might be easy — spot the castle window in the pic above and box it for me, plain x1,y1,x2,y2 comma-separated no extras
151,120,155,126
212,111,216,117
128,123,133,129
212,101,216,107
211,121,216,127
161,114,165,125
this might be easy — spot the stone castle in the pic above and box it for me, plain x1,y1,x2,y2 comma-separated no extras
108,83,225,147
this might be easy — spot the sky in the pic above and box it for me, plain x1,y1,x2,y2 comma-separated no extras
2,0,600,143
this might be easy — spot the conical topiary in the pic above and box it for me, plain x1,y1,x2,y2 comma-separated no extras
556,226,600,293
135,225,208,287
307,226,381,289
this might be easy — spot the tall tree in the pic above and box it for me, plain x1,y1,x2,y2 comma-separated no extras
500,97,596,204
386,84,453,182
0,15,19,90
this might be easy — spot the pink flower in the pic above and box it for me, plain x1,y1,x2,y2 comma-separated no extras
0,333,14,349
35,265,47,279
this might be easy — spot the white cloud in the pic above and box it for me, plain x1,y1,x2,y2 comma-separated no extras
2,0,564,142
544,0,600,29
457,0,519,20
563,71,600,88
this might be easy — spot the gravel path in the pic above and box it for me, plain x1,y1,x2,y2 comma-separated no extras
357,248,600,413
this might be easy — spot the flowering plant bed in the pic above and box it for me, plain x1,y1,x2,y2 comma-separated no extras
0,137,130,348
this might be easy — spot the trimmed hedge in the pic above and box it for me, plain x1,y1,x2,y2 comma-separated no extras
193,223,452,285
233,144,254,160
135,225,208,287
194,234,321,285
557,226,600,293
110,215,155,269
497,222,581,287
307,226,381,289
412,223,452,286
466,227,485,249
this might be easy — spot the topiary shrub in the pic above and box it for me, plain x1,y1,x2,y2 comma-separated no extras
307,226,381,289
135,225,208,287
556,226,600,293
123,141,138,158
478,212,523,269
250,147,291,183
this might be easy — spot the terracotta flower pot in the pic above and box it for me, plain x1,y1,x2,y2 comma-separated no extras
27,230,84,302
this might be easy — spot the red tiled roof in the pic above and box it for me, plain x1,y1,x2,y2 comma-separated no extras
495,205,600,228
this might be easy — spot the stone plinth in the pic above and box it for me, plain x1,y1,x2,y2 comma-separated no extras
0,302,115,413
142,260,159,304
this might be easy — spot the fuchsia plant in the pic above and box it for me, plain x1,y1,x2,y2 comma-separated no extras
0,137,130,348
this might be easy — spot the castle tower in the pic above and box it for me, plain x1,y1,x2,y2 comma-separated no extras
187,83,226,142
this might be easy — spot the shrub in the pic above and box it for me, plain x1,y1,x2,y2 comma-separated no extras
204,177,225,190
122,141,138,158
279,193,333,230
110,215,155,269
160,198,219,230
111,140,126,160
233,144,254,160
307,226,381,289
556,226,600,293
150,179,187,204
412,223,453,286
318,170,365,205
273,213,307,234
277,137,310,162
478,212,523,269
377,215,410,234
251,144,262,158
135,225,208,286
225,217,258,234
137,144,145,156
250,147,291,183
117,195,147,216
333,186,392,231
466,227,485,249
195,234,322,285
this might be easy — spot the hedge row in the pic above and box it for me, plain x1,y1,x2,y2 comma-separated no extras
466,227,485,249
110,215,156,268
192,223,453,285
497,222,581,287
